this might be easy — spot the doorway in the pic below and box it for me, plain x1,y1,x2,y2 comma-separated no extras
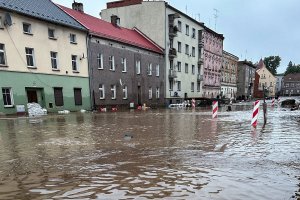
27,90,38,103
137,86,141,105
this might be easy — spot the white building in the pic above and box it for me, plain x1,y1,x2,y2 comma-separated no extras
101,0,205,104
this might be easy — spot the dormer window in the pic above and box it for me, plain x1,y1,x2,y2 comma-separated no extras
23,23,32,34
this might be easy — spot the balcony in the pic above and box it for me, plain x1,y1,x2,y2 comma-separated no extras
169,25,178,38
169,69,177,79
198,57,204,65
169,48,177,59
168,13,180,27
199,41,204,48
197,74,203,81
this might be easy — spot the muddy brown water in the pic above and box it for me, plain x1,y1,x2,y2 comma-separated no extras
0,106,299,200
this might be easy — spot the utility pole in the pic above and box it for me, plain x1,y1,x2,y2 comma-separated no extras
262,85,267,127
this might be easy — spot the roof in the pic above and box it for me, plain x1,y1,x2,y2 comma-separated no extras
0,0,85,30
223,50,239,60
283,73,300,82
256,59,265,70
59,5,163,54
238,60,256,68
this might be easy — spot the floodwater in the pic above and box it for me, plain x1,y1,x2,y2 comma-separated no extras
0,105,299,200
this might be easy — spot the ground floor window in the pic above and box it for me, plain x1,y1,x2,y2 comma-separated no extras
54,87,64,106
74,88,82,105
149,87,152,99
123,85,128,99
156,87,160,99
111,85,116,99
2,87,14,107
99,84,105,99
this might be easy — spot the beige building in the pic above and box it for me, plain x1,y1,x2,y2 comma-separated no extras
256,59,276,97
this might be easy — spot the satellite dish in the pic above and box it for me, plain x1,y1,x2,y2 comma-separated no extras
4,13,12,26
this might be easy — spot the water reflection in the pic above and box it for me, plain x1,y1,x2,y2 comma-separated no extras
0,108,299,199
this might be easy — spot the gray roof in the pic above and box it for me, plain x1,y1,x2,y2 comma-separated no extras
0,0,86,31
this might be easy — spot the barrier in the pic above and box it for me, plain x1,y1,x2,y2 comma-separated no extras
212,101,218,119
251,100,260,128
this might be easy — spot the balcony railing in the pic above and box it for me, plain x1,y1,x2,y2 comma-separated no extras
198,57,204,65
169,25,178,37
169,48,177,59
169,69,177,79
197,74,203,81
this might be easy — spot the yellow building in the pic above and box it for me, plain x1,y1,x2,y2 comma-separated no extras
256,59,276,97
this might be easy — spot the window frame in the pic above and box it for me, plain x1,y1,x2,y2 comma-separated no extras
185,44,189,55
71,55,78,72
136,60,141,75
177,61,181,72
111,85,116,99
48,28,56,39
74,88,82,106
192,47,195,57
99,84,105,99
97,53,103,69
2,87,14,107
50,51,58,70
54,87,64,106
69,33,77,44
109,55,115,71
121,57,127,72
185,24,189,36
178,41,181,53
191,82,195,92
178,20,182,32
0,43,7,66
156,87,160,99
192,28,196,38
123,85,128,99
148,63,152,76
23,23,32,35
156,64,160,77
177,81,181,91
25,47,35,68
185,63,188,73
149,87,153,100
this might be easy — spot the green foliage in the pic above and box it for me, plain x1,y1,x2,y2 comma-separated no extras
285,61,300,75
263,56,281,75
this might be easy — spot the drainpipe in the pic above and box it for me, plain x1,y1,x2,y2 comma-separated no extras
86,33,94,111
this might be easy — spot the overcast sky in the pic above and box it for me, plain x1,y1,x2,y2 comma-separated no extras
53,0,300,73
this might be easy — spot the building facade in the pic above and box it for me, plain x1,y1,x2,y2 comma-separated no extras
221,50,238,99
60,4,165,109
275,74,284,96
101,0,223,104
0,0,90,115
201,27,224,98
237,60,256,100
282,73,300,96
254,59,276,98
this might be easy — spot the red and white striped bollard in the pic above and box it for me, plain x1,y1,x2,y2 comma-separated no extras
251,100,260,128
192,99,196,109
212,101,218,119
271,98,275,107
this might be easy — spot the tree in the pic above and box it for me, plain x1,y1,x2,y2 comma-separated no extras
285,61,300,75
263,56,281,75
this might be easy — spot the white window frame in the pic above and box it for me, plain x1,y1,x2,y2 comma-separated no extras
149,87,152,100
0,43,6,66
111,85,116,99
121,57,127,72
156,87,160,99
23,23,32,34
186,24,189,36
2,87,14,107
136,60,141,75
25,47,35,67
99,84,105,99
97,53,103,69
178,20,182,32
109,55,115,71
191,82,195,92
156,64,160,77
148,63,152,76
123,85,128,99
70,33,77,44
71,55,78,71
50,51,58,70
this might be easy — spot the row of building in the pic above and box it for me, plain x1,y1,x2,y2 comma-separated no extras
0,0,298,115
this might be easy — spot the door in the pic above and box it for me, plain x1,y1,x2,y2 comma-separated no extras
27,90,38,103
137,86,141,105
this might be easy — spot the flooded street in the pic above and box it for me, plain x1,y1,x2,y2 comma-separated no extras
0,106,299,200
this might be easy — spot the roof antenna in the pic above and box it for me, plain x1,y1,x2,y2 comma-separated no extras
213,8,219,31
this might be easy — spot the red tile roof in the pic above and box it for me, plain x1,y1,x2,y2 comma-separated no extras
256,59,265,70
58,5,163,54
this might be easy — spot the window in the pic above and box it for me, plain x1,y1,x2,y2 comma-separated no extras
185,63,188,73
177,61,181,72
23,23,32,34
185,24,189,36
192,47,195,57
48,28,55,39
74,88,82,106
148,63,152,75
0,43,6,66
25,47,35,67
111,85,116,99
70,33,77,44
50,51,58,70
192,65,195,74
97,53,103,69
99,84,105,99
185,44,189,55
177,81,181,91
178,20,182,32
169,80,173,91
149,87,152,99
156,87,160,99
197,66,201,74
121,58,127,72
123,85,128,99
109,56,115,71
136,60,141,74
54,87,63,106
71,55,78,71
178,42,182,53
191,82,194,92
197,81,200,92
2,88,14,107
192,28,196,38
156,64,160,77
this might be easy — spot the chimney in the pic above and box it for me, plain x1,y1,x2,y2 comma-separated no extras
111,15,120,27
72,1,84,13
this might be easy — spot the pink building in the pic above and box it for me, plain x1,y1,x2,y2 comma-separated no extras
200,27,224,98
